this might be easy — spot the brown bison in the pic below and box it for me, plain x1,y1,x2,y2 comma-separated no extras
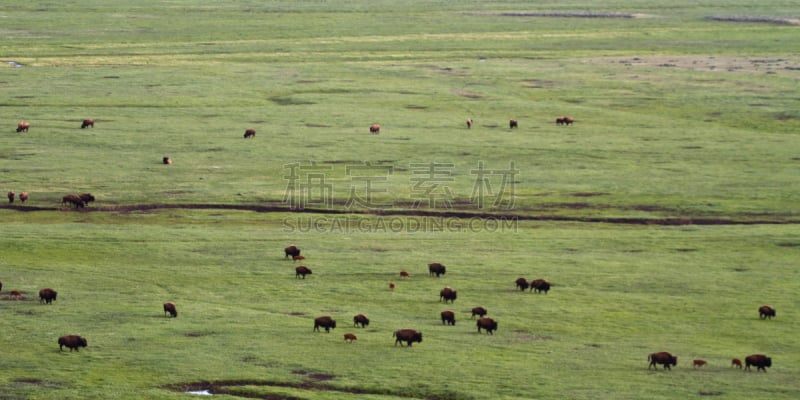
731,358,743,369
744,354,771,372
17,121,30,132
758,305,776,320
7,191,13,203
428,262,446,277
9,290,22,300
314,316,336,333
79,193,95,206
471,306,488,319
243,129,256,138
441,310,456,326
163,156,172,165
693,359,707,368
295,266,312,279
556,116,574,126
466,118,473,129
509,119,518,129
58,335,88,352
62,194,85,208
400,270,410,279
39,288,57,304
163,302,178,318
353,314,370,328
515,277,529,291
81,119,94,129
648,352,677,370
477,317,498,335
393,329,422,347
19,192,28,203
344,333,357,343
284,245,301,259
292,255,306,262
439,287,457,303
530,278,551,294
389,282,395,291
370,124,380,134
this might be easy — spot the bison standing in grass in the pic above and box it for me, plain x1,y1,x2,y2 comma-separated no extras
7,191,13,203
515,277,529,291
530,278,551,294
369,124,380,134
758,305,776,320
428,262,446,277
477,317,498,335
441,310,456,326
79,193,95,206
648,352,677,370
471,306,488,319
62,194,85,208
353,314,370,328
39,288,57,304
393,329,422,347
314,316,336,333
295,266,312,279
344,333,357,343
744,354,771,372
17,121,30,132
439,287,457,303
466,118,473,129
163,302,178,318
285,245,301,259
58,335,88,352
243,129,256,138
509,119,518,129
81,119,94,128
19,192,28,203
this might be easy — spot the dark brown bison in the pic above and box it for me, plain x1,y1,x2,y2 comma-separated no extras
515,277,529,291
284,245,301,259
344,333,357,343
62,194,85,208
370,124,380,134
471,306,488,319
393,329,423,347
466,118,473,129
353,314,370,328
441,310,456,326
39,288,57,304
744,354,771,372
648,352,677,370
7,191,13,203
477,317,498,335
731,358,743,369
19,192,28,203
400,270,410,279
58,335,87,352
17,121,30,132
163,156,172,165
295,266,312,279
428,262,446,277
314,316,336,333
163,302,178,318
530,278,551,294
556,116,574,126
243,129,256,138
439,287,457,303
81,119,94,129
389,282,395,291
0,280,2,292
693,359,707,368
79,193,95,206
509,119,518,129
758,305,776,320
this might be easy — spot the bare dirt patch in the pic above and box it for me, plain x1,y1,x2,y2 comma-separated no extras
705,15,800,25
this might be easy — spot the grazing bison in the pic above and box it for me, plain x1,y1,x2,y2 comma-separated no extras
62,194,85,208
353,314,370,328
389,282,395,291
648,352,677,370
466,118,473,129
79,193,95,206
243,129,256,138
428,262,446,277
344,333,357,343
370,124,380,134
7,191,13,203
313,316,336,333
530,278,551,294
19,192,28,203
39,288,57,304
515,277,529,291
393,329,423,347
295,266,312,279
758,305,776,320
744,354,771,372
163,156,172,165
509,119,518,129
81,119,94,129
17,121,30,132
292,255,306,262
284,245,301,259
731,358,743,369
400,270,410,279
556,116,574,126
439,287,457,303
163,302,178,318
693,359,707,368
440,310,456,326
58,335,88,352
471,306,488,319
477,317,498,335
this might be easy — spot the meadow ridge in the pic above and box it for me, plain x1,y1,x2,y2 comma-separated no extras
1,1,799,399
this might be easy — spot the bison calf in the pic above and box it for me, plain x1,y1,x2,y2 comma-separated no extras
58,335,88,352
648,352,677,370
163,302,178,318
731,358,743,369
693,359,707,368
344,333,357,343
314,316,336,333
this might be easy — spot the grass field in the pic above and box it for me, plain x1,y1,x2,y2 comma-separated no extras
1,1,799,399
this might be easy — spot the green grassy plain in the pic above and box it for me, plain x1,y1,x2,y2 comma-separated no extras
1,1,799,399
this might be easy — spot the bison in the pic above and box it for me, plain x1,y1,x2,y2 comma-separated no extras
79,193,95,206
163,302,178,318
389,282,395,291
292,255,306,262
400,270,410,279
10,290,22,300
244,129,256,138
62,194,85,208
428,262,446,277
344,333,357,343
284,245,301,259
314,316,336,333
530,278,551,294
19,192,28,203
393,329,422,347
353,314,370,328
515,277,529,291
81,119,94,129
648,352,677,370
466,118,473,129
477,317,498,335
58,335,88,352
471,306,488,319
731,358,743,369
7,191,13,203
509,119,518,129
39,288,57,304
439,287,457,303
693,359,707,368
370,124,380,134
744,354,771,372
295,266,312,279
758,305,776,320
441,310,456,326
163,156,172,165
17,121,30,132
556,116,574,126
